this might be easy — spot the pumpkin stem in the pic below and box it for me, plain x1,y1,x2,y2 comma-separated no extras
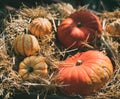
76,60,82,66
77,22,82,27
28,66,34,73
24,28,29,34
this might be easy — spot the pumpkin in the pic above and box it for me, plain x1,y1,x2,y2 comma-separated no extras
18,56,48,81
57,10,102,48
106,19,120,35
56,50,113,96
13,34,40,56
29,17,52,37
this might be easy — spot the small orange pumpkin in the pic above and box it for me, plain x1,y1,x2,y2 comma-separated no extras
29,17,52,37
18,56,48,81
106,19,120,35
56,50,113,96
57,10,102,48
13,34,40,56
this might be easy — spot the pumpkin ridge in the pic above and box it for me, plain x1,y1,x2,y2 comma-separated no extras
78,62,108,94
16,36,21,55
27,66,34,73
82,60,112,83
45,23,51,34
48,22,52,32
69,67,80,94
29,23,35,34
22,56,33,66
77,67,94,94
34,62,48,70
30,35,33,54
69,67,92,95
84,58,113,75
80,66,95,84
34,70,48,75
78,51,106,60
76,66,87,82
100,67,110,81
18,68,28,77
14,36,19,55
101,65,113,80
86,20,100,26
19,62,26,69
22,34,26,56
22,62,32,69
30,22,39,35
34,22,41,36
32,60,44,67
34,56,46,65
83,64,104,83
37,24,42,37
81,63,100,81
23,73,29,79
18,35,25,56
23,34,29,56
29,56,41,65
37,20,43,36
30,22,36,35
79,51,113,71
23,56,40,67
59,63,75,67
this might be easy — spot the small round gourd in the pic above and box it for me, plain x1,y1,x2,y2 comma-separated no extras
13,34,40,56
106,19,120,35
18,56,48,81
29,17,52,37
56,50,113,96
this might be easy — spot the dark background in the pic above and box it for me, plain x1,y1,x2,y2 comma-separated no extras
0,0,120,11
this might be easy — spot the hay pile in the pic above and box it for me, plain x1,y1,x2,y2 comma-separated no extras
85,10,120,99
0,3,120,99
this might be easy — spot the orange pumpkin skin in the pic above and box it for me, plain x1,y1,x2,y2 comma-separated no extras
57,10,102,48
29,17,52,37
13,34,40,56
18,56,48,81
57,50,113,96
106,19,120,35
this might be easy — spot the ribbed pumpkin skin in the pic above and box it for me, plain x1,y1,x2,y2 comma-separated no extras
57,50,113,96
18,56,48,81
13,34,40,56
29,17,52,37
57,10,102,48
106,20,120,35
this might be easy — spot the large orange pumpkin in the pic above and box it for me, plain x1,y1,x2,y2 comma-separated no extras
29,17,52,37
13,34,40,56
57,10,102,48
56,50,113,96
18,56,48,81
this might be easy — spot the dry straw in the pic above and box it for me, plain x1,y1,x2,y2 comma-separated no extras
0,3,120,99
